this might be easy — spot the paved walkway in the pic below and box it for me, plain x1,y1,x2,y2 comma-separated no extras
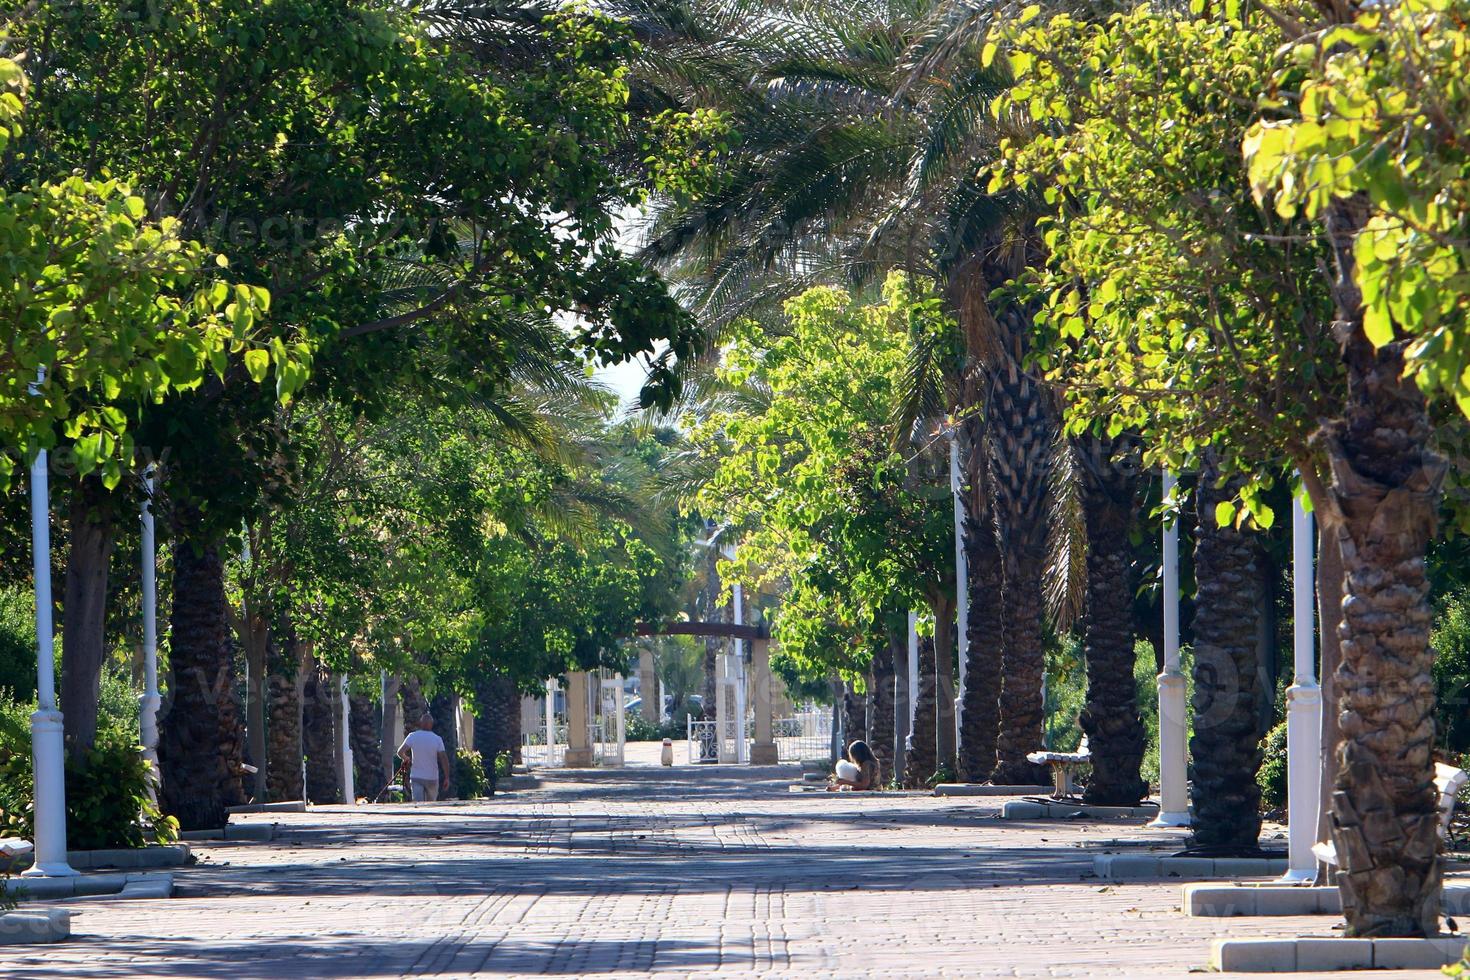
0,750,1442,978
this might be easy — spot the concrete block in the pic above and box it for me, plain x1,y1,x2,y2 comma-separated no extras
933,784,1051,797
1296,938,1372,971
224,823,275,842
1210,938,1296,972
1157,857,1215,878
68,844,190,869
1372,937,1468,970
4,876,75,899
0,909,70,945
117,873,173,900
1444,883,1470,915
1249,887,1323,916
1212,858,1276,878
1000,802,1045,819
1183,884,1257,917
1093,854,1159,878
72,872,130,896
1315,888,1343,914
225,800,305,815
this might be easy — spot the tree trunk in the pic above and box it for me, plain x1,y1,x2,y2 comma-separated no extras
474,671,518,792
266,632,307,802
1319,195,1444,937
1316,525,1345,881
987,306,1054,786
842,681,867,748
158,537,248,830
903,634,939,788
238,604,270,801
933,592,956,771
350,692,384,801
430,692,459,799
870,620,898,787
399,675,429,728
1189,458,1265,852
1076,434,1148,806
60,475,116,755
959,497,1005,783
302,664,339,804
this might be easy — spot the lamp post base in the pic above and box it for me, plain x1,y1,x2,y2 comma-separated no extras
24,708,77,878
1147,811,1193,829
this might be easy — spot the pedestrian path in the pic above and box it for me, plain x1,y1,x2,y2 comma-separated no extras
0,760,1440,978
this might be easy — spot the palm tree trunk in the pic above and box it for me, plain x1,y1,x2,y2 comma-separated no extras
1189,458,1265,851
399,675,429,728
843,681,868,747
986,304,1055,786
158,535,248,830
60,474,115,755
1076,434,1148,806
474,671,518,792
870,619,898,786
903,634,938,788
959,499,1004,783
302,664,338,804
431,692,459,799
933,593,956,771
349,691,383,801
1320,195,1444,937
266,630,307,802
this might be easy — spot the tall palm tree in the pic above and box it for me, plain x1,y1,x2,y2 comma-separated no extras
1074,433,1147,806
1189,458,1265,851
625,0,1054,783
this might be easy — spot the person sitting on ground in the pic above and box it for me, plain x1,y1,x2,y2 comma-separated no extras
828,740,881,791
398,713,450,802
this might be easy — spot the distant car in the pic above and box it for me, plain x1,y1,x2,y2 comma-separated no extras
624,694,702,718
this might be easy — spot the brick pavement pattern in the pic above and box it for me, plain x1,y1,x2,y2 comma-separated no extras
0,752,1443,978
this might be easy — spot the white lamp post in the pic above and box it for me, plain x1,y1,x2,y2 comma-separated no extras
732,576,749,764
905,611,919,756
1150,471,1191,828
949,433,969,754
1282,487,1322,881
338,675,355,804
26,368,77,877
139,466,161,797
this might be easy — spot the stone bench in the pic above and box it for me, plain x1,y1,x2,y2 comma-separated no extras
1026,737,1090,798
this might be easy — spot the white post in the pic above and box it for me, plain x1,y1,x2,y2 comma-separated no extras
26,368,76,877
139,467,161,797
544,678,557,764
950,434,969,754
905,611,920,755
339,675,355,804
1282,488,1322,881
732,579,749,763
1150,471,1191,828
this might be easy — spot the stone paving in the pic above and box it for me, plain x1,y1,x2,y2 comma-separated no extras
0,748,1448,978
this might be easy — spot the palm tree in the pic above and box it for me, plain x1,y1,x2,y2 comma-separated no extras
903,634,939,787
1074,434,1147,806
1189,458,1265,851
624,0,1054,783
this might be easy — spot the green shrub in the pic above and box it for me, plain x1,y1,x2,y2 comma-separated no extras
494,750,513,779
65,733,178,849
0,695,175,849
455,748,490,799
625,714,661,742
1257,720,1289,811
0,587,36,702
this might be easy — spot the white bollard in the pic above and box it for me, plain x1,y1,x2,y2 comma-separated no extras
139,466,161,798
1150,471,1191,829
25,368,77,878
1282,489,1322,881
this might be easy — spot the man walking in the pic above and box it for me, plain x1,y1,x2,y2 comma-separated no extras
398,714,450,802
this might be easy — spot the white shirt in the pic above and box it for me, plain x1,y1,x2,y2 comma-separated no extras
398,729,446,780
